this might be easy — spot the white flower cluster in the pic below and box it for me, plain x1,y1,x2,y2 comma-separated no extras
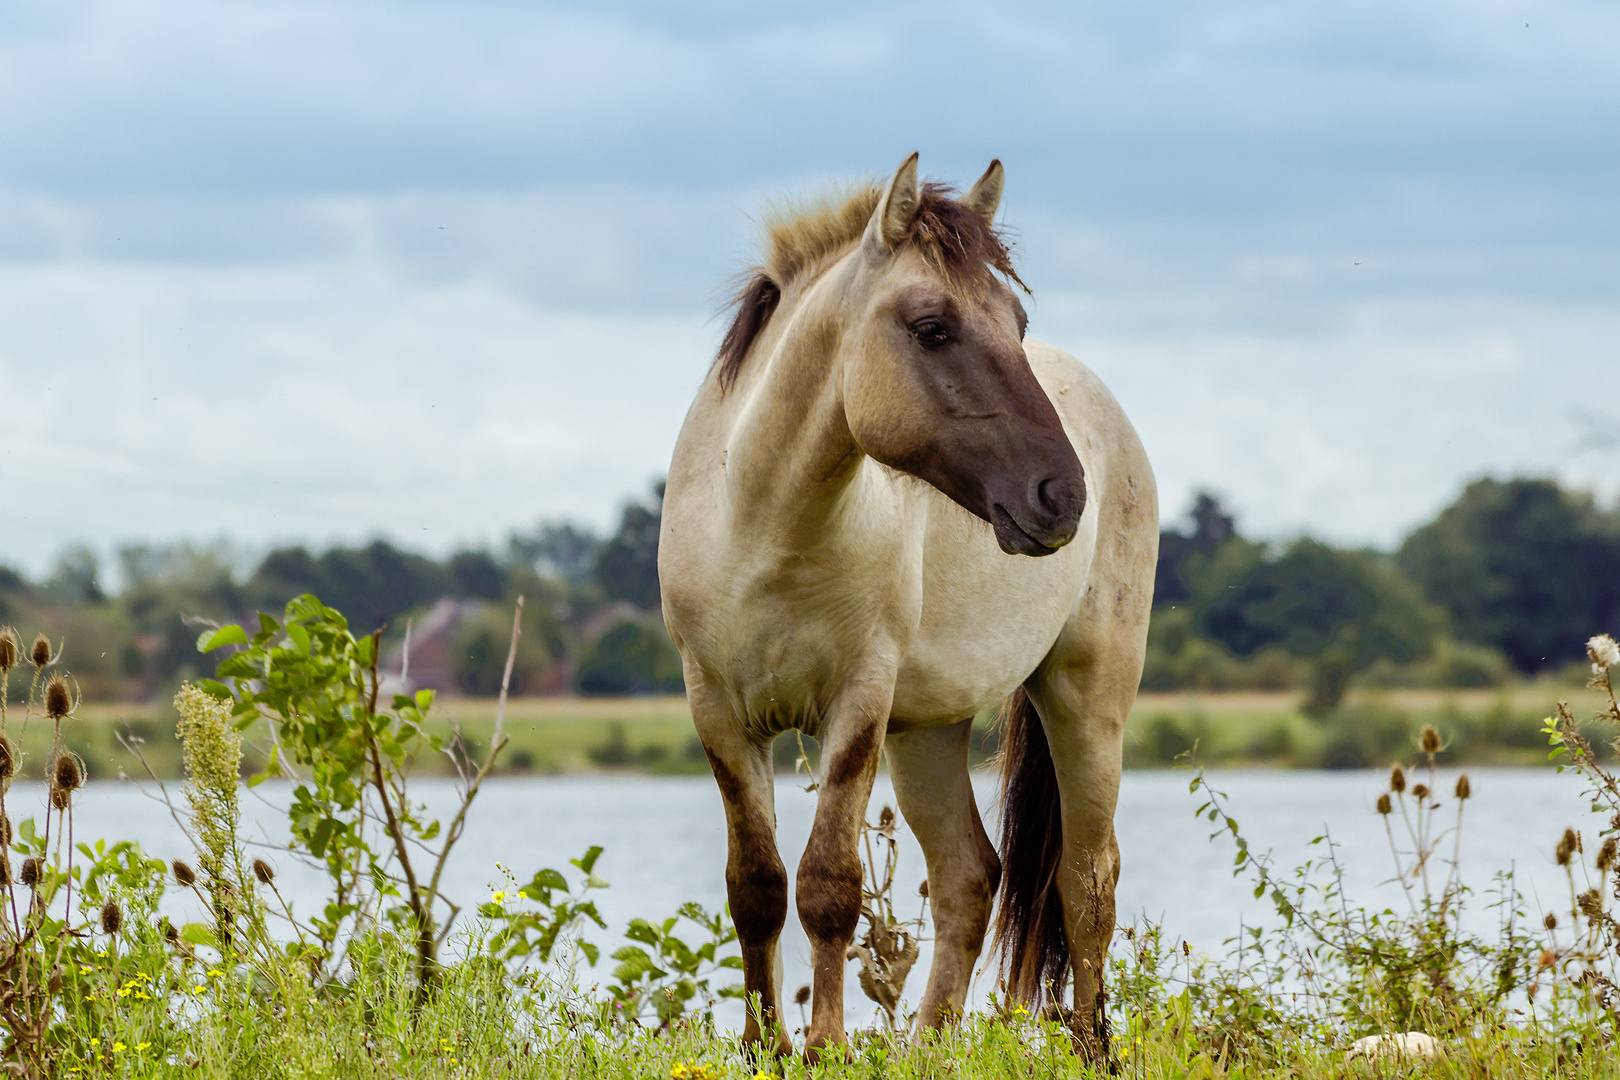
1590,634,1620,674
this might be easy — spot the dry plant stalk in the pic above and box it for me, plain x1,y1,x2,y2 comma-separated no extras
845,804,926,1030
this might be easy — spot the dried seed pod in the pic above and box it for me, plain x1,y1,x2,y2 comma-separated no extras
916,877,928,899
0,858,11,887
0,630,16,671
1376,793,1392,815
1454,774,1472,801
163,919,180,945
0,739,15,782
1545,913,1559,930
1390,765,1406,794
101,900,123,935
1579,889,1603,919
0,812,12,848
171,859,196,887
1599,838,1617,873
793,985,811,1007
43,675,72,720
1419,725,1442,754
49,786,70,810
252,858,275,885
29,636,52,668
19,857,42,889
1412,783,1431,800
52,753,82,792
1556,829,1578,867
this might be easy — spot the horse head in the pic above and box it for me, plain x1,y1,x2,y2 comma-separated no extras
837,153,1086,556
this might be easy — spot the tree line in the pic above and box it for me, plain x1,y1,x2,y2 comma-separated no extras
2,475,1616,708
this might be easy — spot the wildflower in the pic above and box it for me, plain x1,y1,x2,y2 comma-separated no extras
1454,774,1471,801
172,859,197,887
19,857,42,888
1389,765,1406,794
1419,725,1442,754
490,890,508,905
112,1041,125,1054
135,1042,150,1052
672,1064,689,1079
1589,634,1620,672
1376,793,1392,815
29,635,52,668
101,900,122,935
0,629,16,671
1556,829,1578,867
53,752,83,792
44,674,73,720
252,858,275,885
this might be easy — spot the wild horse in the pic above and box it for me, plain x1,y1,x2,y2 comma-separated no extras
659,154,1157,1058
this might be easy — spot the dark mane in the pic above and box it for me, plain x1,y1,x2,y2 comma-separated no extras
714,182,1025,394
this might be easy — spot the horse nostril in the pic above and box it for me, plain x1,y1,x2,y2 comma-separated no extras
1035,477,1065,519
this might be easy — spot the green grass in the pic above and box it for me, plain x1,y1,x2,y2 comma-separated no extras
21,679,1609,782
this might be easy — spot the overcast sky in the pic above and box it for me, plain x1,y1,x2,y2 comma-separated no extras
2,0,1617,578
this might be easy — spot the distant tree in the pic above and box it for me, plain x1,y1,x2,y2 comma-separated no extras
46,545,106,605
0,565,33,621
246,540,451,635
1197,538,1444,715
575,619,684,696
507,522,602,586
1398,478,1620,672
1154,492,1238,606
596,481,664,611
448,550,504,600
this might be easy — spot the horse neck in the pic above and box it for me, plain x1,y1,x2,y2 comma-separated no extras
723,273,865,547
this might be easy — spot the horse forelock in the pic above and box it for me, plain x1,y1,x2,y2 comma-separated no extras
714,182,1026,394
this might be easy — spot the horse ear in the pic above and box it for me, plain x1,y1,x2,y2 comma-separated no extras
865,151,921,252
959,159,1003,223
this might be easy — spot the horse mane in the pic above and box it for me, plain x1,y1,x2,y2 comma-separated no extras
714,181,1027,393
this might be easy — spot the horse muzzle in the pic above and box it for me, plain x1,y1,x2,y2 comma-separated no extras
989,471,1086,557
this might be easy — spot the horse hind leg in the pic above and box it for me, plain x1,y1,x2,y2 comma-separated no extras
886,717,1000,1029
691,699,792,1056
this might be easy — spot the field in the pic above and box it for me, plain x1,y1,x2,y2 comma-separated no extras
34,679,1609,782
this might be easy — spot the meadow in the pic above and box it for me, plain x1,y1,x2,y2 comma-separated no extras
49,680,1610,782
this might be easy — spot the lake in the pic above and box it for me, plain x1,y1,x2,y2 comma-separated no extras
21,766,1598,1031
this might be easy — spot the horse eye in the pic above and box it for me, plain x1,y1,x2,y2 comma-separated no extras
909,318,950,347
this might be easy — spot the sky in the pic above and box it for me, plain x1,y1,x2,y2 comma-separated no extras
1,0,1617,579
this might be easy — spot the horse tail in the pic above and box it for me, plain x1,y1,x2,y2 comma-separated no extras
991,686,1070,1008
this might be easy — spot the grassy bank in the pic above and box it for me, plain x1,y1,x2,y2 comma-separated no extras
38,681,1608,782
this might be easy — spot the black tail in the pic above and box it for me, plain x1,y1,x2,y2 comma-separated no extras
992,687,1070,1008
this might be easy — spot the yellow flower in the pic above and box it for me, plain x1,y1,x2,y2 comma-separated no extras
207,968,224,978
135,1042,150,1052
672,1064,689,1080
490,890,507,905
113,1041,126,1053
193,985,207,995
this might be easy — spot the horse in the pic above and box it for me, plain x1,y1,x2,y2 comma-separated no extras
658,153,1158,1059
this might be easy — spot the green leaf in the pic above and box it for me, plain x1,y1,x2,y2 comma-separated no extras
198,624,249,653
580,941,599,965
573,846,604,874
180,922,219,947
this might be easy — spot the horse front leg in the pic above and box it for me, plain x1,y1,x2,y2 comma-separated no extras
798,681,893,1060
691,692,792,1056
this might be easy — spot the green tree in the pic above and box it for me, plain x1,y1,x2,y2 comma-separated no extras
575,619,683,696
1398,478,1620,672
1196,538,1444,715
596,481,664,610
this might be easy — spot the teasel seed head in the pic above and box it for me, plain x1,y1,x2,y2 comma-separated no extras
1600,837,1618,873
0,739,15,782
793,985,811,1007
1376,793,1392,815
1579,889,1603,919
1455,774,1472,801
43,674,73,720
0,629,16,671
1545,913,1558,930
0,858,11,887
19,857,42,889
1412,783,1431,800
29,636,52,669
49,786,70,810
916,877,927,899
100,900,123,935
1556,828,1578,867
163,919,180,945
52,753,83,792
171,859,196,887
0,811,13,848
1390,765,1406,793
252,858,275,885
1419,725,1442,754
